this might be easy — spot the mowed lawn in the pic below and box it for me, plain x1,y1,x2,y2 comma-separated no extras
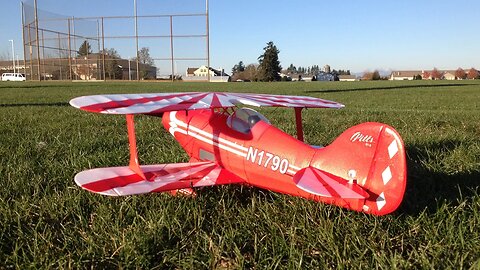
0,80,479,269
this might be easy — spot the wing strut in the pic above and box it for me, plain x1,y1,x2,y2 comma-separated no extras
126,114,146,180
294,107,304,142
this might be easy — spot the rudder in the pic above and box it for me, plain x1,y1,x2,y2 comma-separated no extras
310,122,407,215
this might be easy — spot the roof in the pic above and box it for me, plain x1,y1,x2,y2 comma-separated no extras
187,68,197,75
338,75,356,80
390,71,423,77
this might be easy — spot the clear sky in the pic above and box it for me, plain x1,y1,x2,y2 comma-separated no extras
0,0,479,73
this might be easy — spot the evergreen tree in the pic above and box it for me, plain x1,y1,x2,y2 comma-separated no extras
232,61,245,74
78,40,92,56
258,41,281,82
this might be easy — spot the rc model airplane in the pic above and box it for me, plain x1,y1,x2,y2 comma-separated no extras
70,92,406,215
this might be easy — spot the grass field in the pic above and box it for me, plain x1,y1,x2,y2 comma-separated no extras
0,80,479,269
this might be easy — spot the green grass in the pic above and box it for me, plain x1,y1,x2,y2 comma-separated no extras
0,80,479,269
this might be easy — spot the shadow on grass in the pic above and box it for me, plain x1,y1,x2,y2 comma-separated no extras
307,83,471,94
399,139,479,215
0,102,70,107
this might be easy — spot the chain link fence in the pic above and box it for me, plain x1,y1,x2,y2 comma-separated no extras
22,0,209,81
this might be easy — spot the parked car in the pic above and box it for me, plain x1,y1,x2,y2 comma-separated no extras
1,73,26,81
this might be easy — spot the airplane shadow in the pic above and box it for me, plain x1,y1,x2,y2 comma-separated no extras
398,139,479,215
306,83,470,94
0,102,70,107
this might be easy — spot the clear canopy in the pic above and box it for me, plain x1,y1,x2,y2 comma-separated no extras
226,108,270,133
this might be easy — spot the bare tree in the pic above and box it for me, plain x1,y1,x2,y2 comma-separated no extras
455,68,467,80
362,70,380,80
467,68,479,80
0,50,10,61
431,68,443,80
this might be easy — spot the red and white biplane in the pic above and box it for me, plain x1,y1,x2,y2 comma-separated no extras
70,92,406,215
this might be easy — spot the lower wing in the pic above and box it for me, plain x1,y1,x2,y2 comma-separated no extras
74,162,245,196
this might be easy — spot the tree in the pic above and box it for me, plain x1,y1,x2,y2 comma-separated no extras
287,64,296,73
257,41,281,82
362,70,380,80
232,61,245,74
135,47,154,66
455,68,466,80
101,48,122,80
467,68,479,79
101,48,120,58
413,74,422,80
431,68,443,80
78,40,92,56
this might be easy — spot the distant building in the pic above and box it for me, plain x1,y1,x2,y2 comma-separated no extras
315,71,336,81
0,55,156,80
323,64,331,73
185,65,230,82
338,75,357,81
0,60,27,76
390,70,423,80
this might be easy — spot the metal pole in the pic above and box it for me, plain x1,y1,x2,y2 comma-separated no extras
128,57,131,80
97,19,100,80
21,2,28,79
68,18,72,80
170,15,174,82
41,29,45,80
206,0,210,82
9,40,15,74
34,0,41,80
28,21,33,79
58,32,62,80
101,17,105,80
72,17,77,80
134,0,140,80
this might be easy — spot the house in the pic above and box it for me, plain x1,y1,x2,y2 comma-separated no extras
338,75,357,81
315,71,336,81
185,65,230,82
390,71,423,80
443,71,455,80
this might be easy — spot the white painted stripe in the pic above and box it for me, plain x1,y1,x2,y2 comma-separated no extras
388,140,399,159
170,111,248,152
110,163,214,195
376,192,386,210
382,166,392,185
169,111,302,175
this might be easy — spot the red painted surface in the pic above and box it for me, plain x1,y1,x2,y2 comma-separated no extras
71,92,406,215
162,110,406,215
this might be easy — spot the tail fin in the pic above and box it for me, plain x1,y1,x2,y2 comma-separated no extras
311,122,406,215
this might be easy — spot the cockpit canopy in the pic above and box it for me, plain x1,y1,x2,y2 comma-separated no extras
226,107,270,134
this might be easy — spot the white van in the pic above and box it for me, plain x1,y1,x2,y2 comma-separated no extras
1,73,26,82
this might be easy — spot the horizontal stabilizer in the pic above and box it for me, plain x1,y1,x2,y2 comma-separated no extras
74,162,245,196
293,167,368,199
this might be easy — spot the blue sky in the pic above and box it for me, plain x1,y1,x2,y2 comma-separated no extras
0,0,479,73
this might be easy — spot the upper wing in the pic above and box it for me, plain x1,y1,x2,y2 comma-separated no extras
69,92,344,114
74,162,245,196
